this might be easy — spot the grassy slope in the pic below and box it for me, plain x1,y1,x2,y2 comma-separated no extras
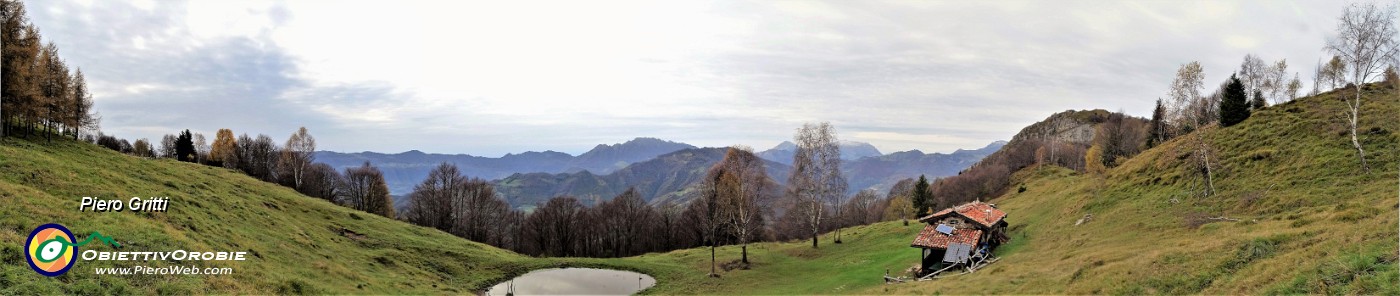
625,86,1399,294
0,137,658,294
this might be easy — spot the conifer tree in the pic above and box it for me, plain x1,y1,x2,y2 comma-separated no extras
176,129,195,162
1220,74,1250,127
912,175,932,216
1147,98,1169,148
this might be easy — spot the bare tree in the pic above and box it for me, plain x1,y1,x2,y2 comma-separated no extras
714,146,770,264
1168,62,1208,130
698,163,728,276
525,196,583,257
597,188,658,257
1312,58,1324,96
1240,54,1268,104
405,162,466,231
1286,72,1303,102
1325,2,1399,173
278,127,316,190
454,177,503,243
1324,55,1349,90
401,162,513,245
193,132,209,164
235,134,280,182
1263,59,1290,106
786,122,846,248
843,189,879,226
1168,62,1216,196
131,138,153,158
341,161,394,218
159,134,178,158
1094,111,1147,167
301,163,341,202
654,201,690,251
883,178,915,225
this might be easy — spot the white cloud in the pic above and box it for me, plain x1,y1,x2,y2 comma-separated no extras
23,0,1363,156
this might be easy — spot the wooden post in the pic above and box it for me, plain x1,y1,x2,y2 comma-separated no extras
919,249,927,273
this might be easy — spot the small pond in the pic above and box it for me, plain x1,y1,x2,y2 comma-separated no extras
486,268,656,296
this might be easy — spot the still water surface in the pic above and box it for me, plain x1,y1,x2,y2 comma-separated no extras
486,268,656,295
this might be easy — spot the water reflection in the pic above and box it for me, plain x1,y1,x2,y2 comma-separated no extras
486,268,656,296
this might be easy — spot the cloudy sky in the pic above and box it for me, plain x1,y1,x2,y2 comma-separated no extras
25,0,1360,156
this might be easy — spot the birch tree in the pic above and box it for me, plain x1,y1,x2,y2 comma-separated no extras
697,167,726,276
1286,72,1303,102
786,122,846,248
193,132,209,164
1168,62,1216,196
1266,59,1290,105
1324,55,1349,90
159,134,177,158
1240,54,1268,104
715,146,770,264
279,127,316,190
1325,2,1399,173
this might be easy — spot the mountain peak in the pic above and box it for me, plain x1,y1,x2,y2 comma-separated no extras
772,141,797,151
757,140,882,163
571,138,698,174
626,137,669,143
589,137,685,150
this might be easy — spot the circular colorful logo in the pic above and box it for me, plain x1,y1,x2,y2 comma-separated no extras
26,223,77,277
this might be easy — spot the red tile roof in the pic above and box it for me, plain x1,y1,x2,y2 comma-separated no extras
917,201,1006,227
910,225,983,249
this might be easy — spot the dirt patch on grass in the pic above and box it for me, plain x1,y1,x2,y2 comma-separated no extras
720,259,750,271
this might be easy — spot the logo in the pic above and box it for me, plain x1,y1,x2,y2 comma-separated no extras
26,224,77,277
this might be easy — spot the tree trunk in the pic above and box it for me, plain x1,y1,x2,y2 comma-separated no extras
835,228,842,244
741,244,748,264
709,244,717,277
811,231,819,248
1348,89,1371,173
1201,147,1214,196
1196,132,1215,196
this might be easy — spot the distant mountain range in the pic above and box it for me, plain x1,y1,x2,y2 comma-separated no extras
316,137,1003,210
315,137,694,194
494,141,1005,210
493,147,792,209
841,140,1006,193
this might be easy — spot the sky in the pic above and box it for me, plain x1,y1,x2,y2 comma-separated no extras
23,0,1362,156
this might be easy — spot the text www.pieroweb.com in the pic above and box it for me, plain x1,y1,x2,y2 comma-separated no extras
94,265,233,275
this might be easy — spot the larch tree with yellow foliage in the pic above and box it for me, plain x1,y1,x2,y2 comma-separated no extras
209,128,238,168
